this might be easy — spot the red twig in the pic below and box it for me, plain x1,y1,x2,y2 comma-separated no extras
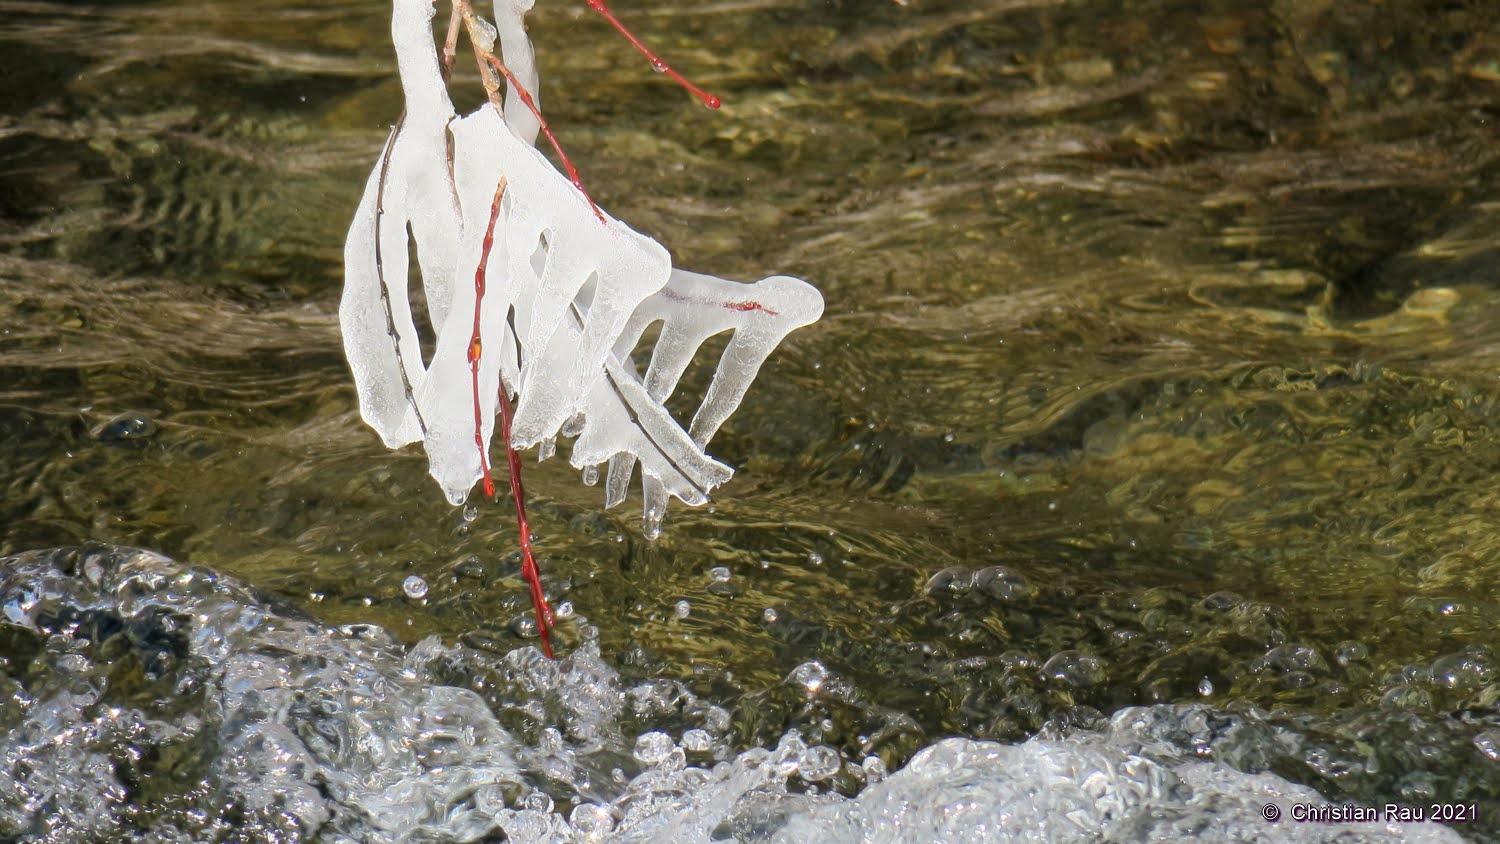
584,0,721,109
469,176,507,499
470,175,554,657
483,54,606,224
499,383,555,657
441,0,722,659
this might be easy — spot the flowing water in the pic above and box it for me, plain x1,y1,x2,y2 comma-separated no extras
3,0,1500,840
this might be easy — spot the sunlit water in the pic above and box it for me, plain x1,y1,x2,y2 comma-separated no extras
3,0,1500,840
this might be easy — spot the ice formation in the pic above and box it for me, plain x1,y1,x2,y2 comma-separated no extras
341,0,823,533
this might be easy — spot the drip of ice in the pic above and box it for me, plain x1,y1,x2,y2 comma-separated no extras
0,546,1467,843
341,0,823,529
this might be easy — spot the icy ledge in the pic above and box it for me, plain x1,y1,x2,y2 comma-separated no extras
0,546,1468,843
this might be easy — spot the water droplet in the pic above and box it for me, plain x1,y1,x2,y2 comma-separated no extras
3,587,38,625
762,607,779,623
861,755,888,782
709,566,731,583
1334,641,1368,666
555,601,575,620
633,731,675,765
581,464,599,486
1258,643,1328,674
462,502,479,522
402,575,428,600
1040,650,1107,687
797,745,841,781
974,566,1029,600
642,506,664,541
1380,685,1433,711
788,661,828,695
522,791,553,812
1431,650,1495,689
651,58,667,72
924,567,974,597
675,600,691,618
682,728,711,753
1198,677,1214,696
808,552,824,565
1474,729,1500,762
704,95,721,109
570,803,615,838
97,414,157,443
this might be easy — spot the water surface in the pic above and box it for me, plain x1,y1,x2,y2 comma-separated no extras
3,0,1500,839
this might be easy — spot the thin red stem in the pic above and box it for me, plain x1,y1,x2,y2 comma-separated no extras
469,176,507,499
584,0,721,109
498,385,555,657
483,55,606,224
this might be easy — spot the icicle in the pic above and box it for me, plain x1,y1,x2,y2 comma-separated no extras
341,0,823,534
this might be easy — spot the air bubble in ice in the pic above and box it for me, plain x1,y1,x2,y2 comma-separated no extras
402,575,429,600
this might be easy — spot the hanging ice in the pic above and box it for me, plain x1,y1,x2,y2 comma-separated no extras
341,0,822,531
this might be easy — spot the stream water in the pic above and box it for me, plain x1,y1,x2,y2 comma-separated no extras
3,0,1500,840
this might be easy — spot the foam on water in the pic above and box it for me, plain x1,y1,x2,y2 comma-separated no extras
0,547,1469,842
